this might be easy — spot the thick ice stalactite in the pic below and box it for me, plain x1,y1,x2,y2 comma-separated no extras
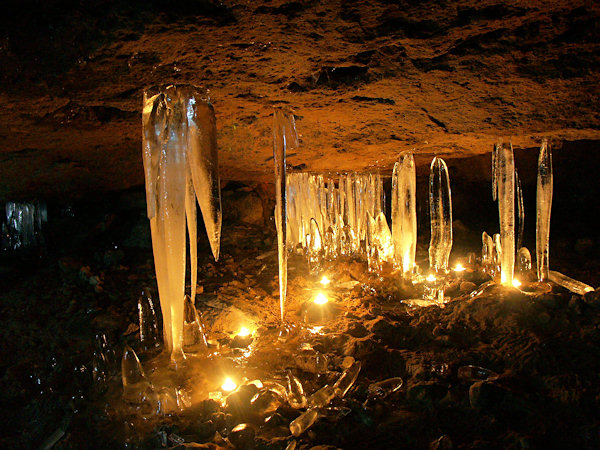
273,108,299,322
536,139,553,282
495,142,516,285
391,152,417,275
428,157,453,273
142,85,221,360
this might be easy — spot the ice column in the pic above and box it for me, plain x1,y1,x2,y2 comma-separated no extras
495,142,515,285
273,108,299,322
428,157,453,272
392,152,417,275
536,139,553,282
142,85,222,361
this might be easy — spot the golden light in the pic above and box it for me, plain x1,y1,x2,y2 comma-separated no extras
426,274,437,283
238,326,251,337
453,263,466,272
309,326,324,334
512,278,522,288
221,377,237,392
314,292,329,305
319,276,331,286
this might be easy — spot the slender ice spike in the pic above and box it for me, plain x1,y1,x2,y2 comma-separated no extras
492,143,498,201
308,217,322,273
333,360,361,397
183,295,208,353
290,408,318,437
273,108,298,322
548,270,594,296
138,288,160,351
428,157,453,272
493,233,502,276
286,370,307,409
185,170,198,303
375,212,393,264
482,232,494,269
536,139,553,282
121,346,152,404
515,169,524,251
496,141,515,285
392,152,417,275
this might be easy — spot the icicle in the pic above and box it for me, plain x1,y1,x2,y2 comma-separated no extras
185,170,198,303
536,139,553,282
492,143,498,201
286,370,307,409
392,152,417,275
273,108,298,322
515,169,524,251
375,212,393,264
496,141,515,285
493,233,502,276
481,232,494,271
333,360,361,398
121,346,152,404
428,157,453,273
516,247,532,274
548,270,594,296
138,288,160,351
307,217,323,273
290,408,318,437
183,295,208,353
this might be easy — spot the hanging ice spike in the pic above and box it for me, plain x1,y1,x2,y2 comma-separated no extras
428,157,453,273
392,151,417,275
495,141,515,286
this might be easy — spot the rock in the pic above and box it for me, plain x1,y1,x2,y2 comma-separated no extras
228,423,255,449
469,381,510,412
407,381,448,410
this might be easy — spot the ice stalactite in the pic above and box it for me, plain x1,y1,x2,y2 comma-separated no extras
273,108,299,322
428,157,453,273
142,85,221,362
391,152,417,275
495,141,515,286
536,139,553,282
515,169,524,251
1,201,47,250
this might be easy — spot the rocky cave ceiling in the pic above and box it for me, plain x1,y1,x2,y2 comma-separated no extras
0,0,599,200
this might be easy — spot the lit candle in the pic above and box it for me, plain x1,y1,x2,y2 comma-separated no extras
238,326,250,337
319,276,331,286
453,263,466,272
221,377,237,392
313,292,328,305
512,278,522,288
426,274,437,283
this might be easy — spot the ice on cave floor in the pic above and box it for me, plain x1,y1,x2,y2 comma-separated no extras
92,349,108,393
549,270,594,296
138,288,161,352
1,201,47,250
366,377,403,399
481,232,495,276
493,233,502,275
290,408,319,437
293,350,328,374
537,139,553,282
182,295,208,354
121,346,152,404
156,387,191,415
428,157,453,273
517,247,532,275
516,169,524,250
333,360,361,398
457,365,498,382
96,333,116,371
308,384,336,408
392,151,417,275
307,217,323,273
495,141,516,285
273,108,298,322
286,370,307,409
142,85,222,360
250,388,284,418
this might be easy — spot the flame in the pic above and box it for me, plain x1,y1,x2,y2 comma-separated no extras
453,263,466,272
319,276,331,286
221,378,237,392
238,327,250,337
314,292,328,305
512,278,522,288
426,274,437,283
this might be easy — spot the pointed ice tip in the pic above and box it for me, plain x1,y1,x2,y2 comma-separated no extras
121,345,146,387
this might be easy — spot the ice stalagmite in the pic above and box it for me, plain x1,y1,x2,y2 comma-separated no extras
392,152,417,275
536,139,553,282
273,108,299,322
515,169,524,251
495,142,515,285
142,85,222,361
429,157,453,272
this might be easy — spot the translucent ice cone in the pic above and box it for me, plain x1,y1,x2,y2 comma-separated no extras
122,346,152,404
516,247,532,274
183,295,208,353
392,152,417,275
333,360,361,398
138,288,160,351
495,141,515,285
428,157,453,272
286,370,307,409
536,139,553,282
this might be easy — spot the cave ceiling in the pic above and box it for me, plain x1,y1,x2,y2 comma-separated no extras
0,0,599,200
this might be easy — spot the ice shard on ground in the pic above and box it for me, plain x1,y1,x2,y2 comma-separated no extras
392,152,417,275
548,270,594,296
495,141,515,285
536,139,553,282
273,108,299,322
142,85,222,361
429,157,453,272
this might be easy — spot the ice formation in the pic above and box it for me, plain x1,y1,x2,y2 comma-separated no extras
138,288,160,351
536,139,553,282
273,108,299,322
494,142,515,285
516,247,532,274
1,201,47,250
428,157,453,272
142,85,222,360
392,152,417,275
515,170,524,251
548,270,594,296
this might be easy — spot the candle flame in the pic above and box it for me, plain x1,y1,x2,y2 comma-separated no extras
314,292,328,305
238,327,250,337
221,377,237,392
512,278,522,288
426,274,436,282
319,276,331,286
453,263,466,272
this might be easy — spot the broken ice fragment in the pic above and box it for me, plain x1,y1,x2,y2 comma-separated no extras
516,247,532,274
121,346,152,404
536,139,553,282
333,360,361,398
392,152,417,275
138,288,160,351
457,365,498,382
289,408,319,437
293,350,328,374
286,370,307,409
429,157,453,273
548,270,594,296
308,385,336,408
495,141,515,285
251,389,284,418
183,295,208,353
366,377,403,399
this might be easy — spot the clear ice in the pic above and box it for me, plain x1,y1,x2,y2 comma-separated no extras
182,295,208,353
333,360,361,398
516,247,532,274
273,108,299,322
308,384,336,408
428,157,453,273
495,141,515,285
138,288,161,351
121,345,152,404
1,201,47,250
392,152,417,275
481,232,494,274
515,169,524,251
536,139,553,282
548,270,594,296
366,377,403,399
289,408,318,437
286,370,307,409
142,85,222,360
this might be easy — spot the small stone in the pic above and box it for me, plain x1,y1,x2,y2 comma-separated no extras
228,423,255,450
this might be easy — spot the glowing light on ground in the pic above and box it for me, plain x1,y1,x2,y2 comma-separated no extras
238,327,250,337
221,378,237,392
453,263,466,272
426,274,437,283
314,292,328,305
512,278,522,288
320,276,331,286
